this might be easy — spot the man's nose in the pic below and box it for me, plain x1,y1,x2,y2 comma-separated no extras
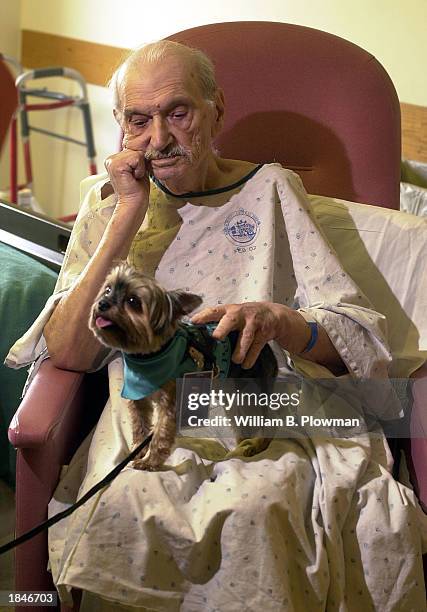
149,116,171,151
98,299,111,312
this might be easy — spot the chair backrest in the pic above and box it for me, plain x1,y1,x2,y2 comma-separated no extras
0,58,18,154
168,21,400,209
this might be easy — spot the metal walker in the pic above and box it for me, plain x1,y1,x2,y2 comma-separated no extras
3,60,97,216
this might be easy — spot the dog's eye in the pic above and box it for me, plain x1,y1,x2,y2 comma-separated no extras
104,286,112,296
127,296,141,310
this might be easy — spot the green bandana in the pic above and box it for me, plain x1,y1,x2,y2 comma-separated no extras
121,323,231,400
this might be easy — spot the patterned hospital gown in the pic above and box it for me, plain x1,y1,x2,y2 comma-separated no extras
7,164,427,611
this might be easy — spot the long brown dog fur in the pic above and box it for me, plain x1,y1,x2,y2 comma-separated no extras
89,263,276,470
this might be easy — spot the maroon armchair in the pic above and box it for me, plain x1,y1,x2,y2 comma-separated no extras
8,21,426,612
0,55,17,154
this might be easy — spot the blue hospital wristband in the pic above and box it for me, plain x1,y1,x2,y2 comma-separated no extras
301,321,318,354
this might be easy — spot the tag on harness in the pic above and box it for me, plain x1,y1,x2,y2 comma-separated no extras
183,370,215,381
177,371,214,432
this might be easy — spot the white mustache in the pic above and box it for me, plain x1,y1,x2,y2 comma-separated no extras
145,145,191,161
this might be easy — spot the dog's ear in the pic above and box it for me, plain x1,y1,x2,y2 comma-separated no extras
167,290,203,318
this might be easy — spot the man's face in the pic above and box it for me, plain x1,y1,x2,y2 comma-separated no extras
115,56,222,185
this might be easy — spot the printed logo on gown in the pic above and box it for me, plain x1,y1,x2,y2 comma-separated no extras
223,208,261,246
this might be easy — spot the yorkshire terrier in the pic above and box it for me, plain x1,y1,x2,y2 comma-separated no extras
89,263,277,470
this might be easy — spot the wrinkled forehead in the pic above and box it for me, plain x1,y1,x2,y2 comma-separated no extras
117,55,203,110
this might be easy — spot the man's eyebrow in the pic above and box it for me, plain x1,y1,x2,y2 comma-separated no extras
163,97,192,111
123,108,149,119
123,97,192,119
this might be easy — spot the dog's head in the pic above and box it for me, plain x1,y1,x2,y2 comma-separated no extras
89,263,202,354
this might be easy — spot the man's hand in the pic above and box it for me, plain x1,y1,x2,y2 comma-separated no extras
191,301,347,375
104,145,151,210
191,301,304,369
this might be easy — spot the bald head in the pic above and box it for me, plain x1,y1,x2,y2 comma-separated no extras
110,40,218,111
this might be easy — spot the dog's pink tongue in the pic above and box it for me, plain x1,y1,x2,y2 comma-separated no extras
96,316,113,328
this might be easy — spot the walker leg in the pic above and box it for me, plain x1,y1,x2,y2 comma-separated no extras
10,115,18,204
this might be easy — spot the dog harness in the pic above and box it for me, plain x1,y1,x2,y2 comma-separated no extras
121,323,232,400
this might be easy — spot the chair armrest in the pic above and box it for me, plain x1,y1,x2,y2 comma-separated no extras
8,359,90,471
8,359,107,597
8,358,108,467
8,358,85,449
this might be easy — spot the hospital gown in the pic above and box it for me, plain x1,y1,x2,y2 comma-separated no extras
7,164,427,611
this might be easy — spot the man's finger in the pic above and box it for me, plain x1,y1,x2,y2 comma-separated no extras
231,326,256,364
122,140,146,152
133,159,147,180
240,335,267,369
210,312,241,340
191,306,226,324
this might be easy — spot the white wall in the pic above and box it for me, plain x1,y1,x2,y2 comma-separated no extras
21,0,427,105
7,0,427,217
1,0,21,56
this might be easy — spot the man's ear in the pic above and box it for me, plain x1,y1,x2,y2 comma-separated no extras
113,108,123,127
167,290,203,319
211,88,225,139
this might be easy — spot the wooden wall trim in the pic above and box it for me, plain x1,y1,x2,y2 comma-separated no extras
21,29,128,87
401,102,427,164
21,30,427,163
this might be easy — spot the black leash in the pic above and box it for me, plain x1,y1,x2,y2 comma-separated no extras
0,325,225,556
0,432,153,556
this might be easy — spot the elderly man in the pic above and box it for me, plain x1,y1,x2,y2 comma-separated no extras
7,41,427,611
44,43,343,376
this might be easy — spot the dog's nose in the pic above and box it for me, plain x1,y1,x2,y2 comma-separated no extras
98,299,111,312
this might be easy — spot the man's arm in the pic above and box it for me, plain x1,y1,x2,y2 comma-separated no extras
44,149,150,371
191,302,347,376
271,305,347,375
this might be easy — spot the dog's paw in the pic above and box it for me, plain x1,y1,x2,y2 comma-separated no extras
132,458,158,471
225,438,270,459
132,448,169,471
225,441,257,459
